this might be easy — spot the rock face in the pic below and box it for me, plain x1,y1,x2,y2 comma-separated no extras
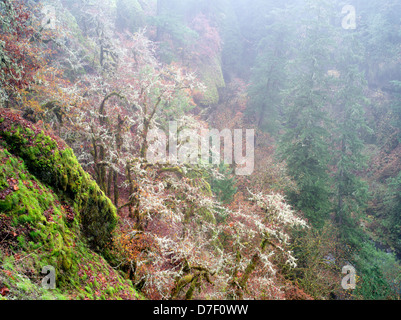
0,108,137,300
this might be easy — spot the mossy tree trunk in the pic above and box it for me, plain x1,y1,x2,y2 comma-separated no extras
230,237,271,300
170,263,214,300
94,91,125,195
139,96,162,158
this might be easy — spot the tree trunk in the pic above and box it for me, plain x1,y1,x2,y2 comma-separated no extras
235,238,270,299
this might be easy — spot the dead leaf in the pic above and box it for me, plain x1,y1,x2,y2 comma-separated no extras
0,287,10,296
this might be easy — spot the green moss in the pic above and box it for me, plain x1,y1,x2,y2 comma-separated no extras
17,235,27,248
199,208,217,224
0,111,139,300
0,197,13,211
197,56,225,105
0,116,117,251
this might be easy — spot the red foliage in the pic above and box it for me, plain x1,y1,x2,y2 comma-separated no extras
0,1,43,97
282,283,314,300
189,13,221,61
0,109,67,151
370,143,401,182
0,287,10,297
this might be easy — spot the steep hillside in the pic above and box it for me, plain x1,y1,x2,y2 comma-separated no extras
1,0,401,301
0,108,139,300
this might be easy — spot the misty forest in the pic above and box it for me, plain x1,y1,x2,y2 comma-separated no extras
0,0,401,301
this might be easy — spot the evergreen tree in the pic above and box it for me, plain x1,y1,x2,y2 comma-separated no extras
278,1,336,228
211,163,238,204
115,0,145,33
329,25,371,245
247,6,295,134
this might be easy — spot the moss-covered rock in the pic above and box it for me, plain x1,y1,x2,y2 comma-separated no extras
196,56,226,106
0,109,117,251
0,109,139,300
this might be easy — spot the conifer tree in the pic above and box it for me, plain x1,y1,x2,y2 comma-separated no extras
248,7,294,134
278,1,337,228
329,22,371,244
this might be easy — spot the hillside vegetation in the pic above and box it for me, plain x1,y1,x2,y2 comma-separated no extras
0,108,139,299
1,0,401,300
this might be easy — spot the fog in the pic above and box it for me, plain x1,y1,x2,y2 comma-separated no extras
1,0,401,301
